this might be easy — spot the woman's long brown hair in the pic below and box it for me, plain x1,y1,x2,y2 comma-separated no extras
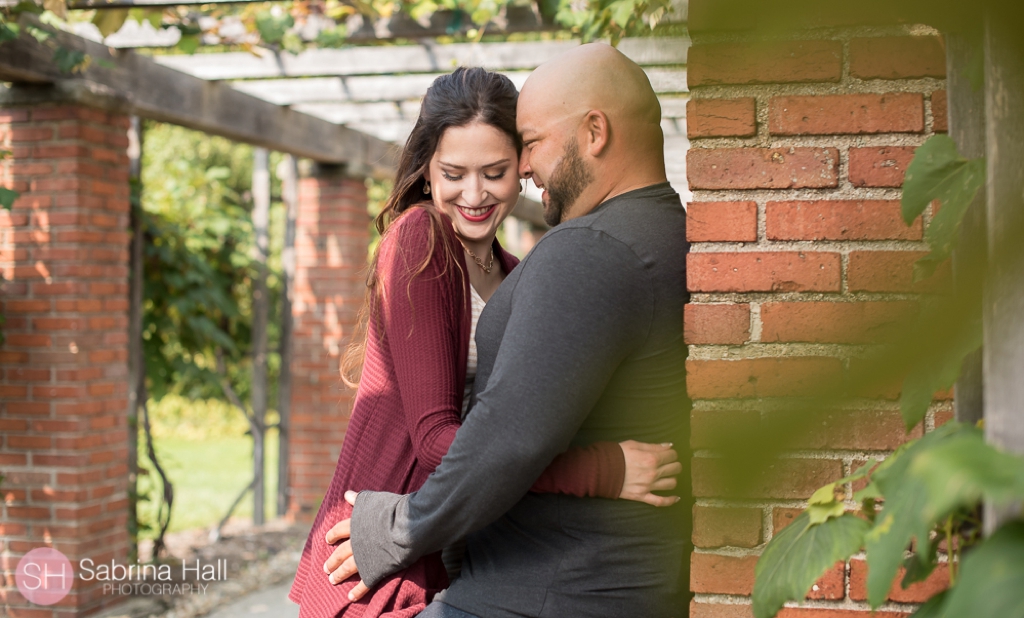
341,67,522,387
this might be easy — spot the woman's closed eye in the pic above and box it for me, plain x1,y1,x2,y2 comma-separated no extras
442,170,507,182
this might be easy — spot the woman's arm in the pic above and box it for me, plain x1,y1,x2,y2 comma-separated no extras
379,209,464,470
531,440,681,505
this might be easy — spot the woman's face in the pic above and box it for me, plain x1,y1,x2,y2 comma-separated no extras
426,121,521,246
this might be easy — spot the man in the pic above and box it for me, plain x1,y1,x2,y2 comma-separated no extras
325,43,691,617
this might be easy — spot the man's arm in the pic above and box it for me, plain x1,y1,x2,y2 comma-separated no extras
350,227,654,587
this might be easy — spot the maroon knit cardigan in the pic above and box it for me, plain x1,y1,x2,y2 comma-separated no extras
289,207,625,618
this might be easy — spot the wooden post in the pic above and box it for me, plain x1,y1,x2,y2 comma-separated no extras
982,3,1024,533
946,31,987,426
126,115,144,560
251,147,271,526
276,154,298,518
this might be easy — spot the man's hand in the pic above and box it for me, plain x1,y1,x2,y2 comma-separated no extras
323,491,370,602
618,440,682,507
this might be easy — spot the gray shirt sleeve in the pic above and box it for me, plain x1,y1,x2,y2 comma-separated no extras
351,227,654,587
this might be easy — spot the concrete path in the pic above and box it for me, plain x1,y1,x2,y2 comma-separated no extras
203,581,299,618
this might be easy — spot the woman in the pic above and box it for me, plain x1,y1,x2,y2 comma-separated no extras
289,67,680,618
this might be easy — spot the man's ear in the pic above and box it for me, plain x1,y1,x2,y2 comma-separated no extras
582,110,610,157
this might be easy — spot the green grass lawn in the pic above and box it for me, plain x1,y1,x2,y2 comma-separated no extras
138,429,280,537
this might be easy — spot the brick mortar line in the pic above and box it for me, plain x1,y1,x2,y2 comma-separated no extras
689,187,905,203
687,342,890,358
689,132,933,150
690,23,940,46
692,592,930,614
688,239,929,252
693,448,900,461
688,77,946,101
688,292,924,302
690,399,953,413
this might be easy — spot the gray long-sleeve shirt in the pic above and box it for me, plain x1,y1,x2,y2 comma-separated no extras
351,183,691,617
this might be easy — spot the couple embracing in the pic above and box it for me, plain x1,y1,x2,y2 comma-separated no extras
289,42,691,618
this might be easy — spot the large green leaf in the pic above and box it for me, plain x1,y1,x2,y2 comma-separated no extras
864,423,966,607
753,512,869,618
937,522,1024,618
900,134,985,281
910,430,1024,522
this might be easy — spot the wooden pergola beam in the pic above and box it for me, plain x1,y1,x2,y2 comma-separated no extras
0,18,399,175
225,67,687,106
153,37,691,81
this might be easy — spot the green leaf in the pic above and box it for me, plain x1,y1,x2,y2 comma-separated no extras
936,522,1024,618
836,458,879,486
0,22,20,43
0,187,19,210
175,33,200,54
53,46,88,74
143,9,163,29
864,423,965,608
753,512,869,618
899,301,982,429
12,0,44,15
26,24,51,43
899,134,985,282
910,590,949,618
255,10,294,45
910,429,1024,521
92,8,130,37
609,0,636,27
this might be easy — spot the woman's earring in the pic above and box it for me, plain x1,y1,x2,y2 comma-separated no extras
423,182,431,195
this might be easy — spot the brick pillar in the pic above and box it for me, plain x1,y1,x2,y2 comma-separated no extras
684,14,952,617
288,164,369,519
0,103,131,616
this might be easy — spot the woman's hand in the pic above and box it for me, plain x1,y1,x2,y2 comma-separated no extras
618,440,682,507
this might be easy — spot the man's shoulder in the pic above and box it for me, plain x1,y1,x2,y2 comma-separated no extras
523,223,643,271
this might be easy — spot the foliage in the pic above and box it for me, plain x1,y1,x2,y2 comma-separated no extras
3,0,679,64
140,121,284,410
554,0,674,44
753,511,870,618
901,135,986,282
895,135,986,430
752,130,1024,617
752,422,1024,618
0,1,92,73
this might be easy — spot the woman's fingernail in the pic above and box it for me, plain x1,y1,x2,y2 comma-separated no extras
348,592,356,601
661,442,673,447
323,562,330,574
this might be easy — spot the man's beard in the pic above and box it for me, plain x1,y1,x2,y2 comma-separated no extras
543,137,593,227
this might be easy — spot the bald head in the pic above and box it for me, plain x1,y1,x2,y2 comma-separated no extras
520,43,663,147
516,43,668,224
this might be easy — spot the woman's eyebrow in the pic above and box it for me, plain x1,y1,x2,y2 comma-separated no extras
439,158,511,169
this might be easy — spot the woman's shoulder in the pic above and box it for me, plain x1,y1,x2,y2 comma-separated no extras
379,205,460,273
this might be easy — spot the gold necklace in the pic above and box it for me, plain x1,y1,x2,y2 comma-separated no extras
461,242,495,274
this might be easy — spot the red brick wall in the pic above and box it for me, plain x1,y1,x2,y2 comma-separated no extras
685,19,951,618
0,104,131,616
288,168,369,518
